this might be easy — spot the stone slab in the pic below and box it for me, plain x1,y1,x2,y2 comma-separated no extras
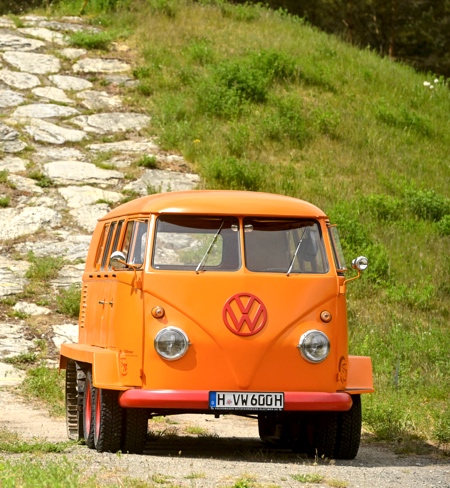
12,103,80,118
70,112,151,134
32,145,85,162
43,161,123,187
0,33,46,51
49,74,92,91
7,174,44,194
69,203,110,233
76,90,122,110
23,118,87,144
59,185,122,208
32,86,74,104
18,27,68,46
3,51,61,74
0,206,62,240
0,68,41,89
87,140,159,153
124,169,200,195
0,156,28,172
72,57,131,74
0,89,24,108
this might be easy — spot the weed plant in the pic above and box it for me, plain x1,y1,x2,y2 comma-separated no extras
43,0,450,448
56,284,81,318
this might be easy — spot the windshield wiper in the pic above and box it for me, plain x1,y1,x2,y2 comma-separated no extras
195,221,224,274
286,228,307,276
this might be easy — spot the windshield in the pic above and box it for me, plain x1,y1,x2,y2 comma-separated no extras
153,215,240,271
244,218,329,274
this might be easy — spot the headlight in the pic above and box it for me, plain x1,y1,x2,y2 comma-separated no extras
298,330,330,363
154,327,190,361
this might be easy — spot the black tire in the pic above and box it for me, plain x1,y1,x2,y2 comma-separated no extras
93,387,123,453
306,412,338,459
122,408,149,454
65,360,84,441
334,394,362,460
258,413,279,443
83,371,95,449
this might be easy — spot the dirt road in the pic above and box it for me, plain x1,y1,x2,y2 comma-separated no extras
1,389,449,488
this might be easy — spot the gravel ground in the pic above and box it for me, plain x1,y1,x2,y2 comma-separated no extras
1,389,449,487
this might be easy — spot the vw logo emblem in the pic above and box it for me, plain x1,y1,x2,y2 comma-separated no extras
223,293,268,336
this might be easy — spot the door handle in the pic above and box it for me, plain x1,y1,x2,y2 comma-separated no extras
98,300,105,305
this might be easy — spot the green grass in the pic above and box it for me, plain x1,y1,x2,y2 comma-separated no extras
20,365,65,417
37,0,450,450
0,428,72,454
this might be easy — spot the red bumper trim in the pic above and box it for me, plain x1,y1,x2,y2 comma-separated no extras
119,390,352,411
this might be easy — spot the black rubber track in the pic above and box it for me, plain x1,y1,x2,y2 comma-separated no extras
334,394,362,460
65,359,84,441
122,408,149,454
94,387,123,453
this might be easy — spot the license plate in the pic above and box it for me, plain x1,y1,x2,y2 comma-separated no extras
209,391,284,411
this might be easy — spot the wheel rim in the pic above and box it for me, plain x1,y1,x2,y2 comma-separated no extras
94,389,101,444
84,378,91,438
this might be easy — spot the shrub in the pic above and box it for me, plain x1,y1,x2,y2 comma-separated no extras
202,156,266,191
137,154,158,169
251,49,298,83
404,188,450,222
56,284,81,318
436,215,450,236
362,194,403,221
69,31,114,50
0,196,10,208
26,252,65,282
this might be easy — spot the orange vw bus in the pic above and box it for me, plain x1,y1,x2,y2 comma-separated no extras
60,190,373,458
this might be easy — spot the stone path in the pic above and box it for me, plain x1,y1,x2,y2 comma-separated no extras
0,14,200,385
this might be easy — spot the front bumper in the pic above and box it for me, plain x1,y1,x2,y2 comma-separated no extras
119,390,353,411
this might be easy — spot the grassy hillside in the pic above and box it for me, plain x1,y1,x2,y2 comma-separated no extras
43,0,449,450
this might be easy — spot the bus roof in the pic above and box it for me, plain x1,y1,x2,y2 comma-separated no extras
100,190,327,221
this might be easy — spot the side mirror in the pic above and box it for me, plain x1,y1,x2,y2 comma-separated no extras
344,256,368,285
110,251,128,270
351,256,369,272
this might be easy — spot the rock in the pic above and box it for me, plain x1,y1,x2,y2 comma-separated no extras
0,89,24,108
51,263,84,289
72,57,131,74
38,20,91,33
0,155,28,172
0,206,62,240
60,48,86,59
52,323,78,350
12,103,80,119
87,139,159,154
0,362,25,387
7,174,44,194
0,122,26,153
23,118,87,144
69,203,110,232
124,169,200,195
32,86,74,104
14,232,91,261
0,18,15,28
0,33,46,51
0,323,33,357
0,258,29,297
32,145,86,163
43,161,123,187
2,51,61,74
76,90,122,110
70,112,151,134
17,27,68,46
59,185,122,208
0,68,41,89
13,301,51,316
49,74,93,91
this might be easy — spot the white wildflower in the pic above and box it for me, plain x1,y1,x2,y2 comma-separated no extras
423,81,431,86
430,85,434,89
434,78,439,83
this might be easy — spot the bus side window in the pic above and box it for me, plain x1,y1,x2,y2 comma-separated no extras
94,224,109,271
100,222,116,270
120,220,149,267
